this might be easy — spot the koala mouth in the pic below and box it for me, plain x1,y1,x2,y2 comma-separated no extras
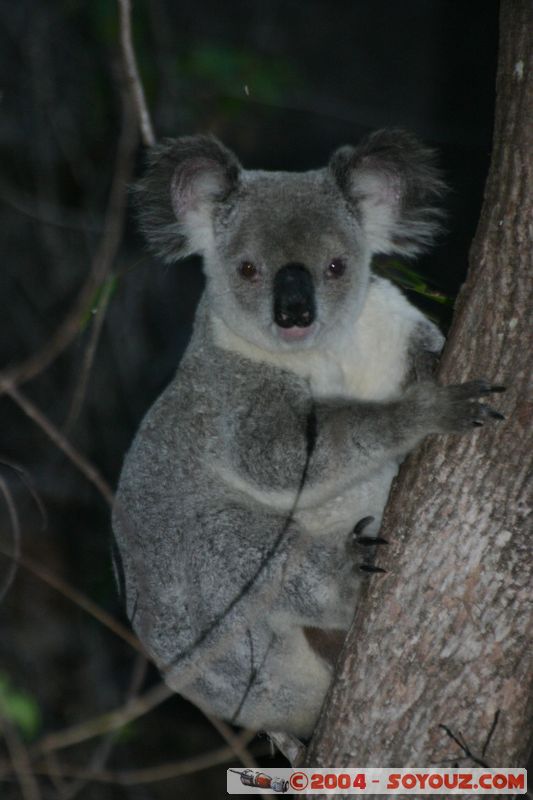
276,322,316,343
273,263,316,342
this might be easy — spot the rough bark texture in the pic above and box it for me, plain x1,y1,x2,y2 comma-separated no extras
306,0,532,774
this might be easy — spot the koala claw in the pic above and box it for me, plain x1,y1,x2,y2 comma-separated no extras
473,381,506,396
351,517,389,573
357,536,389,546
359,564,387,574
352,515,375,535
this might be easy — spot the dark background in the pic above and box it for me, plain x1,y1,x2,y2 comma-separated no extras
0,1,499,798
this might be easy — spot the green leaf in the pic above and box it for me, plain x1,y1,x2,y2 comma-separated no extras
80,274,118,331
374,259,454,306
0,673,42,740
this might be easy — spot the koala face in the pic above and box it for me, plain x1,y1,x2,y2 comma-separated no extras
206,169,370,351
135,132,445,352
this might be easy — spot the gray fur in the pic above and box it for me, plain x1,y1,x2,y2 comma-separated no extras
113,130,501,737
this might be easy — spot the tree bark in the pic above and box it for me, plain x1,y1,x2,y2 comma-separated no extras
306,0,533,775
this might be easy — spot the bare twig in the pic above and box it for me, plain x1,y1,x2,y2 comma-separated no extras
4,386,114,506
56,654,149,800
204,716,273,799
0,476,21,603
268,731,306,767
0,459,48,531
36,682,173,756
117,0,156,147
204,714,258,770
64,273,115,431
27,731,260,786
0,76,138,397
126,652,149,697
0,182,103,233
0,683,173,778
62,64,140,428
438,724,490,768
0,543,142,654
0,713,42,800
482,709,501,758
162,411,317,675
43,751,71,800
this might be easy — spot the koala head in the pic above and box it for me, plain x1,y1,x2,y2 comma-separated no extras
135,130,445,352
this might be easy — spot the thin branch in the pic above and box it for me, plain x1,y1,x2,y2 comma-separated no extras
482,709,501,758
0,74,138,396
0,682,174,781
117,0,156,147
64,53,143,429
0,459,48,531
64,274,114,431
126,652,149,697
0,182,103,233
0,543,142,654
232,631,275,729
36,683,173,756
4,386,114,506
26,732,260,786
268,731,307,767
0,714,42,800
438,724,490,768
42,751,71,800
204,713,258,770
55,654,149,800
0,476,21,603
163,408,317,673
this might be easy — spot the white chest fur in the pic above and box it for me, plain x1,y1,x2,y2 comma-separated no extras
212,277,438,402
210,277,443,536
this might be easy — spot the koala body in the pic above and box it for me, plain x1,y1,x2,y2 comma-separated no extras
113,132,501,737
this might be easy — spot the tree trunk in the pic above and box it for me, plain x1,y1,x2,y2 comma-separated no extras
306,0,532,774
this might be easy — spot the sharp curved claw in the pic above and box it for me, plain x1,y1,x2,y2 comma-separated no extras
359,564,387,574
357,536,389,546
352,515,375,535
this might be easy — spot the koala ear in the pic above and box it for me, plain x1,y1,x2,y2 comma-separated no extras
328,129,447,257
134,135,241,262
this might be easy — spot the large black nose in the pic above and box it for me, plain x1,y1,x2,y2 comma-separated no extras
273,263,315,328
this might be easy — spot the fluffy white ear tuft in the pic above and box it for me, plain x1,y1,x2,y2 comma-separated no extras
134,135,241,262
329,130,447,257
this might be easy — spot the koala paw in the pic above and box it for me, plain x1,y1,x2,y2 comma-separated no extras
347,516,389,575
434,380,505,434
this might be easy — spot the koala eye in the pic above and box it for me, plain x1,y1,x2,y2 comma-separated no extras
238,261,259,280
327,258,346,278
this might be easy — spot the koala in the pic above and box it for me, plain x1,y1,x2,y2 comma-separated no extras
112,130,504,739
